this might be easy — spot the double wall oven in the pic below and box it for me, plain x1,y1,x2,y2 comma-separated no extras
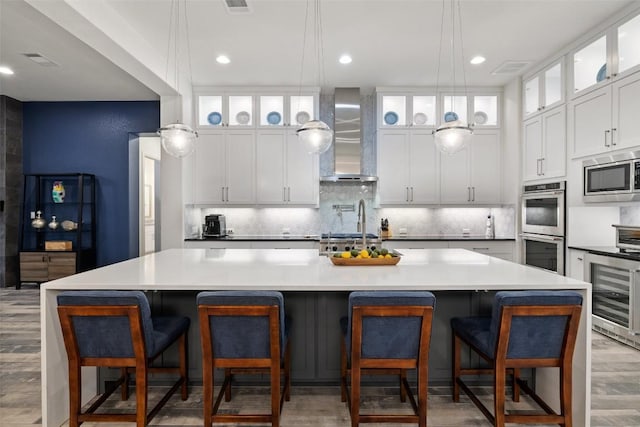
521,181,566,275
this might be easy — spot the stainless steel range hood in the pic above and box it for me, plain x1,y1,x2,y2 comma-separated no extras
320,88,377,182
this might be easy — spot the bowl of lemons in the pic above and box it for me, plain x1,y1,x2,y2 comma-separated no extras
329,247,400,266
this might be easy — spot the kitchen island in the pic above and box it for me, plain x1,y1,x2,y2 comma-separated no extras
41,248,592,427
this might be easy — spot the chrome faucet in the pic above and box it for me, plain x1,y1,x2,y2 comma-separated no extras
357,198,366,248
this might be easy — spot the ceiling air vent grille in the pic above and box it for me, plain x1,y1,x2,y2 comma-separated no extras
491,61,531,75
223,0,251,14
22,53,58,67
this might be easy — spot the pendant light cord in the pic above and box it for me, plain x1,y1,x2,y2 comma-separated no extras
456,0,470,113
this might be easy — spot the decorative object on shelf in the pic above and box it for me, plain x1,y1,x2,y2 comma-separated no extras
48,215,59,230
52,181,65,203
474,111,488,125
296,0,333,154
61,220,78,231
45,240,72,251
596,63,607,83
267,111,282,125
236,111,250,125
207,111,222,125
413,112,428,125
31,210,46,229
295,111,310,125
384,111,399,125
444,111,459,123
433,0,473,155
157,0,198,158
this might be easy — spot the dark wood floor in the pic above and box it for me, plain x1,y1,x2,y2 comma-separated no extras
1,289,638,426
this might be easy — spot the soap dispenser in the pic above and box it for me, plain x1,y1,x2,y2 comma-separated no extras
485,215,494,239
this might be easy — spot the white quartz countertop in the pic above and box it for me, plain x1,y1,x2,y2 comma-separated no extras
43,249,589,292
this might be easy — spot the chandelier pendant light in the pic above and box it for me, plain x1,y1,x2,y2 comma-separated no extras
433,0,473,155
157,0,198,158
296,0,333,154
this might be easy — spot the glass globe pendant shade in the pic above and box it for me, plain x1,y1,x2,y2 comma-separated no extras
297,119,333,154
158,123,198,158
433,120,473,155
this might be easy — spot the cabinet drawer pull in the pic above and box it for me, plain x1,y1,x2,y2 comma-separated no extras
473,248,489,251
577,257,583,261
604,129,611,147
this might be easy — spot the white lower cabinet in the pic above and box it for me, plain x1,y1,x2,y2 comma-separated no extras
184,241,316,249
440,130,501,204
378,129,439,205
256,129,318,205
383,241,448,250
193,132,255,204
567,249,586,281
448,241,515,261
523,105,566,181
183,241,252,249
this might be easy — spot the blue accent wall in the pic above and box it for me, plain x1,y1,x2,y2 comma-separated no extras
23,101,160,267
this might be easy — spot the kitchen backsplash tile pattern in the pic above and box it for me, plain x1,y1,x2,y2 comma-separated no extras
185,181,515,238
620,206,640,225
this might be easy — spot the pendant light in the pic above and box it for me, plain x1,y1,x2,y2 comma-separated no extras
157,0,197,158
296,0,333,154
433,0,473,155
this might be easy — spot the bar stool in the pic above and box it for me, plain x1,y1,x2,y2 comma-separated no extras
451,290,583,427
340,291,436,427
197,291,291,427
56,290,189,427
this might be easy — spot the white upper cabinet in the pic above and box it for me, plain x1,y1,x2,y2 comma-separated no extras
571,12,640,98
378,91,437,128
443,94,500,127
258,94,316,128
377,129,440,205
523,60,564,118
569,71,640,157
440,130,501,204
523,105,566,182
197,93,254,128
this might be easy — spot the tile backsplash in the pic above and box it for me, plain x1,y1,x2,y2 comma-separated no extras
185,182,515,238
620,206,640,225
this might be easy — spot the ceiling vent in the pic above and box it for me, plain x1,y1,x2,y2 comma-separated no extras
22,53,58,67
491,60,531,75
223,0,251,14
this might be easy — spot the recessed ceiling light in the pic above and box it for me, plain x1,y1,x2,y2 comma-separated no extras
470,56,486,65
0,66,14,75
339,54,352,65
216,55,231,64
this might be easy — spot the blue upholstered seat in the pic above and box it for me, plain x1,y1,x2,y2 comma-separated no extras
342,291,436,359
57,290,190,359
196,291,288,358
451,290,583,359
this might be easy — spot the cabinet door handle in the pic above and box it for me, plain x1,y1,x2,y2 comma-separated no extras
410,187,414,202
222,187,225,202
577,257,583,261
604,129,611,147
611,128,617,146
540,158,545,175
288,187,291,202
406,187,409,202
225,187,229,202
283,187,286,202
467,187,471,202
472,187,475,202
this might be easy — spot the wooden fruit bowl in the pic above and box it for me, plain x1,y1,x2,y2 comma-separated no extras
329,256,401,266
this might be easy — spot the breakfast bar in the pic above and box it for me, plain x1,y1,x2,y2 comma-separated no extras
40,248,592,427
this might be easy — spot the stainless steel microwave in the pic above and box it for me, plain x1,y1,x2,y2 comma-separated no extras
583,150,640,202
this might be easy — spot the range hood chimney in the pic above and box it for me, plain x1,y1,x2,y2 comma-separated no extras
320,88,377,182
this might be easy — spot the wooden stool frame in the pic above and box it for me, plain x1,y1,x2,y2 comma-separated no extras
198,304,291,427
452,304,582,427
57,305,188,427
341,305,434,427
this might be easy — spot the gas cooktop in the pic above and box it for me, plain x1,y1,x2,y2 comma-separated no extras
321,233,378,239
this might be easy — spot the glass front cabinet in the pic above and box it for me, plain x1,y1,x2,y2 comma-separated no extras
523,59,564,118
571,12,640,97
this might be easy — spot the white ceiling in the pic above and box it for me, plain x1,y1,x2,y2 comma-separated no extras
1,0,638,102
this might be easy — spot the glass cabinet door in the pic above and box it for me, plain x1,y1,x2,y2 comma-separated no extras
442,95,467,124
259,95,284,126
617,14,640,75
524,76,540,116
573,35,607,93
228,95,253,127
473,95,498,126
381,95,407,126
289,95,315,127
198,95,224,127
544,63,563,106
411,95,436,126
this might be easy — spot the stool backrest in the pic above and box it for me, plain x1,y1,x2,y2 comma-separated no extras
197,291,285,358
490,291,583,359
57,290,154,358
348,291,436,359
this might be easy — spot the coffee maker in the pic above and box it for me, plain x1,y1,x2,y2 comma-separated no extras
203,214,227,237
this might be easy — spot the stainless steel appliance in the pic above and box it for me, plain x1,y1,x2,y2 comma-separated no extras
585,252,640,350
583,150,640,202
319,233,380,256
614,224,640,253
521,181,566,275
202,214,226,237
